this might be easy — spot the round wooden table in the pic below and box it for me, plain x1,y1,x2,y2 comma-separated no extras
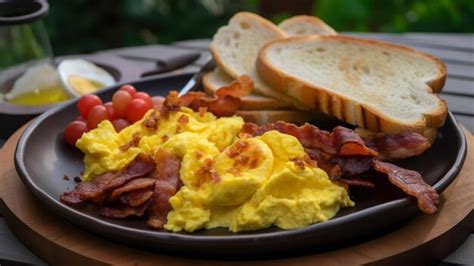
0,124,473,265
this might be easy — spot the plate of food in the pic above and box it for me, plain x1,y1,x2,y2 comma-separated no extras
15,13,467,256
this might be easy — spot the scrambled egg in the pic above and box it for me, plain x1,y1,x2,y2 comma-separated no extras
76,107,242,181
76,107,354,232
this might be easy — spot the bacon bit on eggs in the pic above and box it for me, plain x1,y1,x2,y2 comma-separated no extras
227,141,249,158
177,114,189,125
195,150,203,160
290,157,306,170
198,107,207,117
120,133,141,151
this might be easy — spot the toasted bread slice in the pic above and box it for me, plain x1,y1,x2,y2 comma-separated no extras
257,35,447,133
278,15,337,36
210,12,304,108
236,110,313,125
202,68,292,110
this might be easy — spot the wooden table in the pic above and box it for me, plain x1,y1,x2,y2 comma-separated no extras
0,33,473,265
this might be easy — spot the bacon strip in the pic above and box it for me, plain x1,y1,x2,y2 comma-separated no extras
60,157,155,205
305,148,341,179
361,131,431,161
215,75,254,98
100,203,149,219
146,149,182,229
241,122,337,155
60,172,117,205
373,160,439,214
338,177,375,188
333,126,378,157
160,85,243,118
331,156,375,177
109,178,156,201
121,189,154,207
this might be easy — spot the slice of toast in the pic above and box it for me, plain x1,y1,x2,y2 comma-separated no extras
202,68,292,110
278,15,337,36
257,35,447,133
210,12,303,108
208,14,336,111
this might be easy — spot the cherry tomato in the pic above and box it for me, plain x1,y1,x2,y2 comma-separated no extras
119,85,137,96
112,118,131,132
77,94,102,118
112,90,132,118
133,92,153,109
151,96,165,109
64,121,89,146
103,101,117,120
75,116,88,123
87,105,109,129
126,99,150,123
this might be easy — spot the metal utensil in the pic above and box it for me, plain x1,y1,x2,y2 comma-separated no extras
178,55,215,96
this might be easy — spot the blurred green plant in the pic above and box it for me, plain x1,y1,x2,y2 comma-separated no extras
9,0,474,58
0,21,51,68
313,0,474,32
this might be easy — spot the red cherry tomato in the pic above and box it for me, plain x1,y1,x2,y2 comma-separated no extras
64,121,89,146
126,99,150,123
75,116,88,123
112,118,131,132
151,96,165,109
77,94,102,118
119,85,137,96
87,105,109,129
103,101,117,120
112,90,132,118
133,92,153,109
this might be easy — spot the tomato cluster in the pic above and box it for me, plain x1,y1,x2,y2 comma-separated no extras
64,85,164,146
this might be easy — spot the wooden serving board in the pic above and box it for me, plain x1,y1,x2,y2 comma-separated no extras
0,124,473,265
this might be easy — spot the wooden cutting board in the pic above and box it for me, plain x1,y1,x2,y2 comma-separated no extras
0,123,473,265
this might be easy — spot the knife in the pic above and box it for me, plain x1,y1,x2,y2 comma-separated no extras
179,55,215,96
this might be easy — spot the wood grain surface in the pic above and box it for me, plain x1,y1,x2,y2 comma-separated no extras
0,124,473,265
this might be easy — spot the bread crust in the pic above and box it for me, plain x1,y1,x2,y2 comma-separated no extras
210,12,287,80
257,35,448,134
278,15,337,36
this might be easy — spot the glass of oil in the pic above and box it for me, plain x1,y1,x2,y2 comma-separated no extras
0,0,69,106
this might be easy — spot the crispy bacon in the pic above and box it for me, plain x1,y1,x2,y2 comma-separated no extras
241,122,337,155
215,75,254,98
143,109,160,131
373,160,439,214
120,189,154,207
60,157,155,205
331,156,375,177
338,177,375,188
207,95,241,117
305,148,341,179
359,130,431,161
333,126,379,157
100,203,149,219
159,78,249,119
159,91,182,118
109,178,156,201
242,122,429,161
147,149,182,229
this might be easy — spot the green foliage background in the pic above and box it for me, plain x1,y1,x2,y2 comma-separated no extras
40,0,474,56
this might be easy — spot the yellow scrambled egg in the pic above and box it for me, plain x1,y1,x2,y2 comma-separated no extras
76,107,354,232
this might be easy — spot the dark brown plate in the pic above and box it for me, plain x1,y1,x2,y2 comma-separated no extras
14,73,467,257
